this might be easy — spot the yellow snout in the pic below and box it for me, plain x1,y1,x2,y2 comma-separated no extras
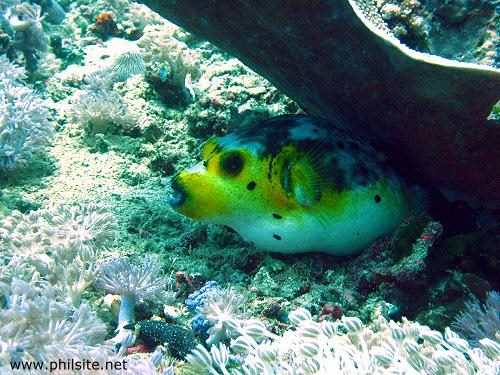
167,163,229,220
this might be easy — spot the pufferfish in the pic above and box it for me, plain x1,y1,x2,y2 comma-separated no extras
168,115,414,255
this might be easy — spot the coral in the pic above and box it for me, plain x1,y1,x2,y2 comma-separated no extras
4,3,48,72
187,307,500,374
0,57,25,81
333,215,444,320
71,72,137,133
137,23,201,104
95,256,167,352
0,204,117,305
250,259,311,299
185,280,220,314
185,280,221,338
122,3,164,36
377,0,428,47
453,290,499,346
109,51,146,82
195,288,251,345
137,320,196,359
318,304,344,322
0,56,52,170
92,12,119,39
0,279,110,365
386,219,443,282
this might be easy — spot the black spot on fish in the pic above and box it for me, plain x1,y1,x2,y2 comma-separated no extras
313,128,318,133
357,232,360,236
273,234,282,240
273,213,282,219
203,160,208,167
247,181,256,190
374,195,381,203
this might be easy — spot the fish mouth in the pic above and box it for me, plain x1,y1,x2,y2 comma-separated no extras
167,177,187,208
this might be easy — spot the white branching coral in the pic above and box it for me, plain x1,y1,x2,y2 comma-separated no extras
187,306,500,374
0,204,117,305
71,72,137,134
95,256,167,353
0,55,52,170
0,279,111,366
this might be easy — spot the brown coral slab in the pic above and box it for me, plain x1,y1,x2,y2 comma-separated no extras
140,0,500,205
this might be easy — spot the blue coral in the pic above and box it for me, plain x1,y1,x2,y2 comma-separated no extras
185,280,219,337
185,280,220,314
190,313,213,338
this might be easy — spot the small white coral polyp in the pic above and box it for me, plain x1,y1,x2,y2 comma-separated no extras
95,256,166,299
53,204,118,258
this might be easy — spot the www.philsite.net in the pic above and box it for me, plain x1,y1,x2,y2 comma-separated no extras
10,358,128,372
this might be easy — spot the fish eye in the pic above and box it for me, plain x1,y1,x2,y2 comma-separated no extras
220,152,244,176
